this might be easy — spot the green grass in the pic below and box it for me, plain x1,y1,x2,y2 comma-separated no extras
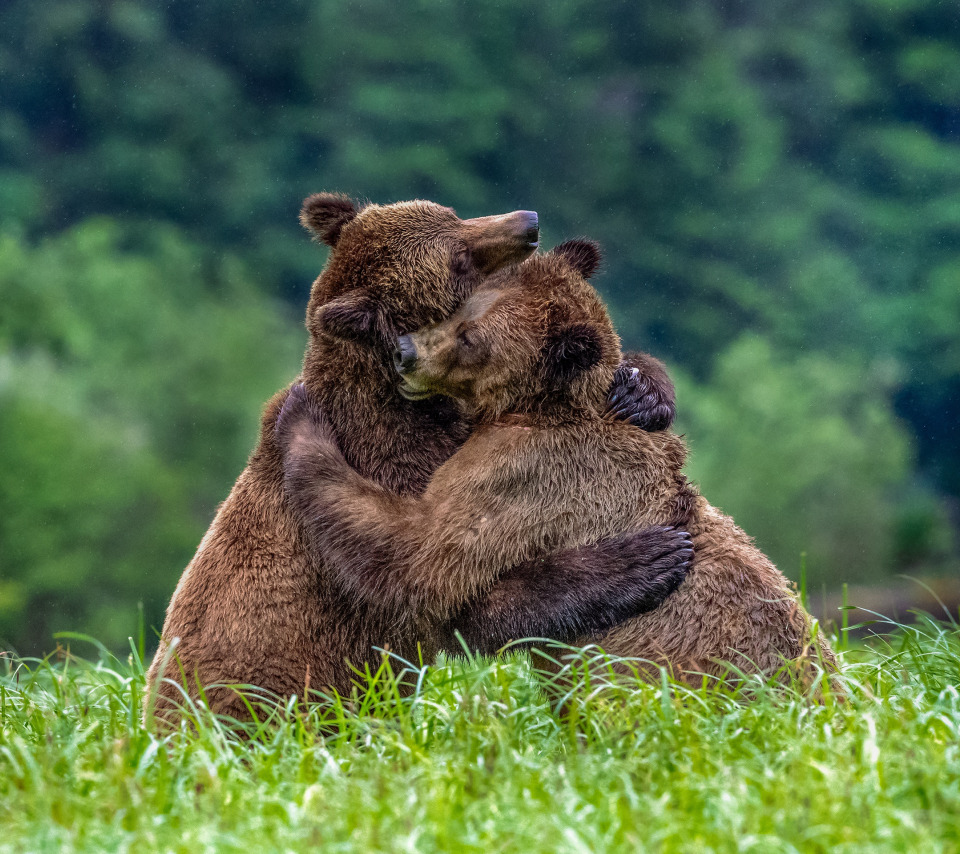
2,619,959,854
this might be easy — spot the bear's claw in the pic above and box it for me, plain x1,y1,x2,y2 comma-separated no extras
604,360,676,432
606,525,693,618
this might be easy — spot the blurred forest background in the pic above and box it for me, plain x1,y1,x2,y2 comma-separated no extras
1,0,958,655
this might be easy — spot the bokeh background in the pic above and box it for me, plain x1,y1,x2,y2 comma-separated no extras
2,0,958,656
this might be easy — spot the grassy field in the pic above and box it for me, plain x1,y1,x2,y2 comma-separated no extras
1,618,959,854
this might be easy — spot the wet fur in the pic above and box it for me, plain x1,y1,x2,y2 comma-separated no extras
145,200,688,725
279,247,839,692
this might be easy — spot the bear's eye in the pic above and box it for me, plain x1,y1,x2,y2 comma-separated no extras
458,329,474,349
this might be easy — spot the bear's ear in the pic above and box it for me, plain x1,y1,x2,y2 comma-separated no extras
542,322,605,385
312,290,390,342
300,193,358,246
551,239,602,279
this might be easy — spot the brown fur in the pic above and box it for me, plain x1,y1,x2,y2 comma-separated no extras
145,200,690,725
278,242,839,693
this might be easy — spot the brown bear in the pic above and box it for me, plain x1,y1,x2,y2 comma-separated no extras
145,196,692,725
276,238,839,691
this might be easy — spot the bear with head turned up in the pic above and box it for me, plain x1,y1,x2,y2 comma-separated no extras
277,238,839,691
145,196,692,726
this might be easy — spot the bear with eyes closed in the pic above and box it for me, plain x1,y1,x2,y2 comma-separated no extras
145,196,692,726
277,237,839,691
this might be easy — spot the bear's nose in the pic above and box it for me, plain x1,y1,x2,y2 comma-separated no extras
519,211,539,247
394,335,418,374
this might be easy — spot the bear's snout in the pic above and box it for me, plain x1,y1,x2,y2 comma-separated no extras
464,210,540,273
519,211,539,247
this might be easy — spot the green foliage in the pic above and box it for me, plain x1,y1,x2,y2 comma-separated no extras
0,222,304,654
673,336,945,584
0,0,958,651
0,221,305,494
0,380,191,652
1,622,959,852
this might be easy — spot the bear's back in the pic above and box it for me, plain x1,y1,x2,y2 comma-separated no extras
431,417,690,556
451,417,831,686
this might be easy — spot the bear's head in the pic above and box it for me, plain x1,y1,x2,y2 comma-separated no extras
391,239,621,423
301,193,540,348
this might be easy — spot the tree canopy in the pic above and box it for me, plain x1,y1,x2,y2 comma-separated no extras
1,0,956,652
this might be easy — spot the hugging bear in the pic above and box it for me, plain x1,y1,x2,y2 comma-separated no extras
277,239,838,689
146,196,691,725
